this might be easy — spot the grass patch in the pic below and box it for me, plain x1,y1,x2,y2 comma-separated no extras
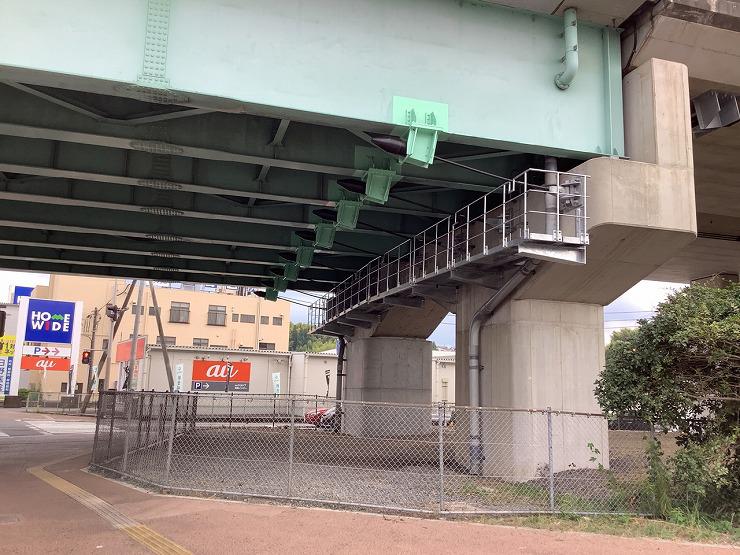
475,514,740,545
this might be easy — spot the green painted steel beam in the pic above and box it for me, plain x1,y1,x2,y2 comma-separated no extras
0,256,337,290
0,0,624,158
0,226,360,272
0,199,390,256
0,243,343,284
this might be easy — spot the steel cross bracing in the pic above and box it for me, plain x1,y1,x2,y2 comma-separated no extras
309,169,589,334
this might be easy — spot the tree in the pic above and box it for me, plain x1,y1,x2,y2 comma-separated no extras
595,281,739,516
289,323,336,353
595,281,739,441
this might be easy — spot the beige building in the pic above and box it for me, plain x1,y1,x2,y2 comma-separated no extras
27,275,290,392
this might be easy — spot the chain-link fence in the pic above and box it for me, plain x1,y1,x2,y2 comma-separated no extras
91,391,655,515
26,391,100,415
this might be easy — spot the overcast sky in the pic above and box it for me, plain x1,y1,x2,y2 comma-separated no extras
0,271,685,348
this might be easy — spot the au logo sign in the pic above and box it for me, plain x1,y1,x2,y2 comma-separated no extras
25,299,76,344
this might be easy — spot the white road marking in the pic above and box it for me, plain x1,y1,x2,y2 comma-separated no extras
24,421,96,434
0,431,9,437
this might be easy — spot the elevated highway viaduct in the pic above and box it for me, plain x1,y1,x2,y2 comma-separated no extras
1,1,738,473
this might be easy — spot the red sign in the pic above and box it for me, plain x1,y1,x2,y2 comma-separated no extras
21,355,71,372
192,360,251,383
115,337,147,363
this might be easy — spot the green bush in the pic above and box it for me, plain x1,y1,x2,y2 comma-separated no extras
669,432,739,517
17,388,30,402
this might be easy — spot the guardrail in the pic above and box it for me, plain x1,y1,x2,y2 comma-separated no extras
309,168,588,329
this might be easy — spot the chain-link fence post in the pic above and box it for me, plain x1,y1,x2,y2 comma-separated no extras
91,390,104,464
547,406,555,512
438,402,445,513
122,393,132,472
287,397,296,498
106,391,116,460
164,394,179,482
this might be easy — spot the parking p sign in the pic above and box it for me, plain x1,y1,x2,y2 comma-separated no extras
25,299,76,344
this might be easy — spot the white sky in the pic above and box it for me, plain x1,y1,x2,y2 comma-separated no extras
0,271,685,349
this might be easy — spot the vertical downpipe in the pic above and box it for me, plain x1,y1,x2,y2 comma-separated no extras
554,8,579,90
334,337,347,432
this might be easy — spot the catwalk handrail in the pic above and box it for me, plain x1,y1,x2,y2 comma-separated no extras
309,168,588,329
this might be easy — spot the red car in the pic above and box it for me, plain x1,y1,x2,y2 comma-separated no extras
304,407,329,425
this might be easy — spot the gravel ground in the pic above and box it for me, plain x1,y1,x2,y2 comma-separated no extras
96,425,645,514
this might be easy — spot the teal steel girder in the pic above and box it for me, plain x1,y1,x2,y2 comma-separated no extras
0,0,624,158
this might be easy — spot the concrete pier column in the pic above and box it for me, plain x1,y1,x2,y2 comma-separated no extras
342,336,433,436
454,287,608,478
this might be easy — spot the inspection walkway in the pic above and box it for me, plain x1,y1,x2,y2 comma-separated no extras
0,408,728,554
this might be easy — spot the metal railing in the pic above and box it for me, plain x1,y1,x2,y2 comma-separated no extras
91,391,652,515
26,391,100,415
309,168,588,329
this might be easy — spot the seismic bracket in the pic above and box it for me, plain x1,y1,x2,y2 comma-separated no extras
362,168,397,204
392,96,448,168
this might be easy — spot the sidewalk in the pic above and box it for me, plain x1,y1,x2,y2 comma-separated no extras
0,408,733,554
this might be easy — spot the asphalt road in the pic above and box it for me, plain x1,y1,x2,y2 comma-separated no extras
0,408,732,554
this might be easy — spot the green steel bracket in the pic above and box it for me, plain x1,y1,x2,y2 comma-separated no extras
138,0,171,89
296,245,315,267
354,146,400,174
283,262,300,281
274,276,288,292
392,96,448,168
363,168,396,204
336,200,361,230
313,223,336,250
264,288,279,302
404,127,438,168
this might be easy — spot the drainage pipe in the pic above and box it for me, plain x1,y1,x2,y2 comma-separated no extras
554,8,578,90
468,260,540,474
334,337,347,431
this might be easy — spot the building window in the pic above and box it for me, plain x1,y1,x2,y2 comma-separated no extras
207,305,226,326
60,382,67,393
169,302,190,323
210,344,228,350
232,313,240,322
260,316,269,325
272,316,283,326
148,306,159,316
193,338,209,348
131,304,145,315
258,342,276,350
156,336,176,346
240,314,255,323
101,338,109,351
238,345,254,350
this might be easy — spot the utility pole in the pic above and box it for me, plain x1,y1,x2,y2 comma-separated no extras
148,281,174,391
127,281,144,391
86,307,99,392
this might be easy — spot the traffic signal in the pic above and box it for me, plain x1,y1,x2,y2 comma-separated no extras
81,350,91,364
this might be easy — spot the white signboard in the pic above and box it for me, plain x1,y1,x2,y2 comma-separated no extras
271,372,281,395
175,363,184,392
22,345,72,357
